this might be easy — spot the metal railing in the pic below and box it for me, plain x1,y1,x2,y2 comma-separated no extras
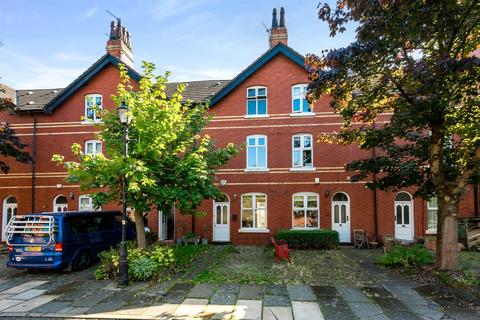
5,215,56,246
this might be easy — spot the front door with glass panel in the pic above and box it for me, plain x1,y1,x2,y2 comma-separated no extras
2,197,17,241
395,201,413,241
213,202,230,242
332,193,350,243
159,210,168,241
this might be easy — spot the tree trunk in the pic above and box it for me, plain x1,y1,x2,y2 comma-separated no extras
134,210,147,249
435,196,459,270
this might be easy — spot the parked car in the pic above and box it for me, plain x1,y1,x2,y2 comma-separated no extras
5,211,135,271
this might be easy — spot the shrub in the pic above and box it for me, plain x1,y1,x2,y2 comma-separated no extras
130,257,157,281
377,244,435,268
150,246,175,268
276,229,339,249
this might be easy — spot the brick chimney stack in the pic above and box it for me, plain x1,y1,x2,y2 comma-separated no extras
269,7,288,48
106,19,134,68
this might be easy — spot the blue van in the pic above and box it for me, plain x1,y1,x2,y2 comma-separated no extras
6,211,135,271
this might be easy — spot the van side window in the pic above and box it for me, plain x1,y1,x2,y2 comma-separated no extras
95,216,115,231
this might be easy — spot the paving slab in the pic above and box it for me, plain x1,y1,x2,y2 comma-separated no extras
363,287,393,299
57,306,91,315
10,288,47,300
238,284,264,300
204,304,235,320
265,285,288,296
233,299,262,320
217,284,240,294
384,310,421,320
187,283,216,298
70,290,115,307
312,286,340,297
347,301,389,320
31,300,73,313
3,294,60,312
291,301,325,320
140,303,179,318
0,299,24,312
316,296,357,320
0,293,12,300
211,292,238,305
1,280,49,294
263,295,291,307
337,286,371,303
287,284,316,301
263,306,293,320
173,298,209,318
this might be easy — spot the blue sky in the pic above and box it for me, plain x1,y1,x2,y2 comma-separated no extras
0,0,356,89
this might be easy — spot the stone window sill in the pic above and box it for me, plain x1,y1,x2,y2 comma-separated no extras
238,229,270,234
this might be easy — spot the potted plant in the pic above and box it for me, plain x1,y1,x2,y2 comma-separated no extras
182,232,200,245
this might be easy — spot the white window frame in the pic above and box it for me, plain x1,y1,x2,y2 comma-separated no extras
245,135,268,171
85,140,102,156
84,94,103,122
427,197,438,233
290,84,313,116
239,193,269,232
245,86,268,117
292,192,320,229
53,195,68,212
291,134,315,170
79,195,100,211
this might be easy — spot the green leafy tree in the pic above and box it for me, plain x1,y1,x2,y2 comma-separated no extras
307,1,480,270
53,62,239,248
0,86,32,173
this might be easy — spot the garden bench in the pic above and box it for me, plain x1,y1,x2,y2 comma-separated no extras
271,237,291,263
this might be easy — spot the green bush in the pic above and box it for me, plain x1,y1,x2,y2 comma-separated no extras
95,243,209,281
130,257,157,281
378,245,435,268
275,229,339,249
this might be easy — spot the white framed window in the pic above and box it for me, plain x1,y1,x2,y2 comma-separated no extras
85,140,102,156
79,195,100,211
241,193,267,230
246,86,267,116
427,197,438,233
53,195,68,212
292,134,313,169
85,94,103,122
246,135,267,170
292,193,319,229
291,84,311,114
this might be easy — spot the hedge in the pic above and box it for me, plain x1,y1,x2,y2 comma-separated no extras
275,229,339,249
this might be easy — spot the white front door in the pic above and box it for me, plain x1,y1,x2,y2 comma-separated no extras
159,210,168,241
395,201,413,241
2,202,17,241
332,201,350,243
213,202,229,242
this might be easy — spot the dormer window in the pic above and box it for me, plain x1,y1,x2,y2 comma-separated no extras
85,94,103,122
246,87,267,116
291,84,312,114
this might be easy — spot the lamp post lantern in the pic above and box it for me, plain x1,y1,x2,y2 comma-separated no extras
117,101,130,286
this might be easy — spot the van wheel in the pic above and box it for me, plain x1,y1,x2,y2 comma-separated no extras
72,250,91,271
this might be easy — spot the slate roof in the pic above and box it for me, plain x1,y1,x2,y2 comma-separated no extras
16,88,63,112
165,80,230,103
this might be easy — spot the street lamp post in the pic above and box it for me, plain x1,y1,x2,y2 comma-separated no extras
117,101,130,286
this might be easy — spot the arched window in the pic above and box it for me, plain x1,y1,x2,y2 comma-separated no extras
2,196,17,241
292,193,319,229
246,86,267,116
85,94,103,122
241,193,267,230
246,135,267,170
395,192,412,202
333,192,349,202
53,195,68,212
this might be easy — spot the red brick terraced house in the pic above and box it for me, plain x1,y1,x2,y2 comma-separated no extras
1,9,478,245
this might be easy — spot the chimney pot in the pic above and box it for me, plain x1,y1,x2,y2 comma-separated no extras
268,7,288,48
106,19,134,67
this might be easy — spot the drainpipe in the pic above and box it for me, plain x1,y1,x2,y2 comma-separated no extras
474,184,479,217
31,113,37,213
371,122,378,239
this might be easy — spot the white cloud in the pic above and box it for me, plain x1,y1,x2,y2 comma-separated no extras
79,5,99,20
